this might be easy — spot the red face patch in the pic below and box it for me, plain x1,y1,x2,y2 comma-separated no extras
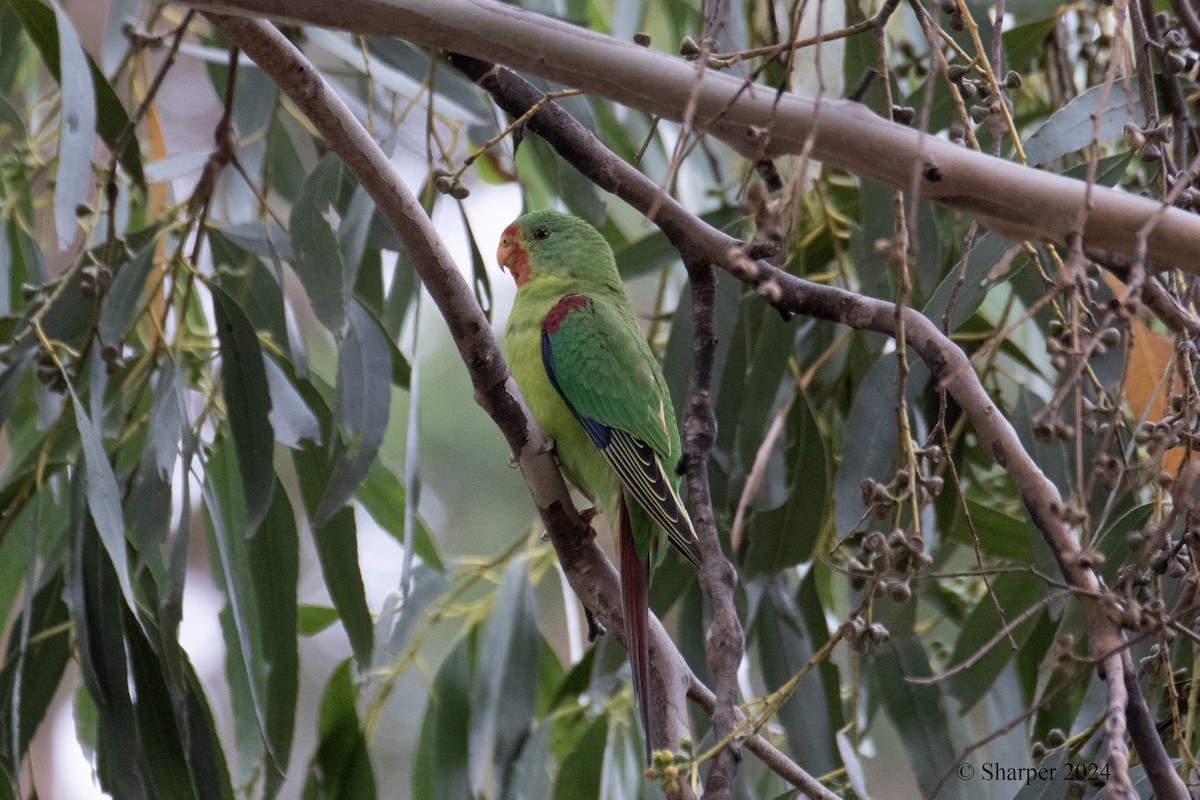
497,223,531,286
542,294,590,333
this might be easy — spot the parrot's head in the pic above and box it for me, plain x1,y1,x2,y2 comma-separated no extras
497,210,614,289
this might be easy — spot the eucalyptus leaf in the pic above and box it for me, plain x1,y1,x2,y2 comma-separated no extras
1025,85,1143,165
314,300,392,524
290,154,347,332
212,284,275,532
469,558,539,797
303,659,376,800
49,2,94,252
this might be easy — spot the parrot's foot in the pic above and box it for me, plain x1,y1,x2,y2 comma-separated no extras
579,506,599,524
507,452,519,468
537,436,556,455
585,608,606,641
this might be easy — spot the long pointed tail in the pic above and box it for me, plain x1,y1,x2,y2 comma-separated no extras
618,490,653,765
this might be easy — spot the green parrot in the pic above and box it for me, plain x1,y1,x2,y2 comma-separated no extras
498,210,703,761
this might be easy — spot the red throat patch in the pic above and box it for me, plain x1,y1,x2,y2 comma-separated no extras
542,294,590,333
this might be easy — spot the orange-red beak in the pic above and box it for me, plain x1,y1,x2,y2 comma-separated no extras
497,223,519,274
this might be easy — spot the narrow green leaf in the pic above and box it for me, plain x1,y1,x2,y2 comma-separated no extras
303,659,376,800
1010,747,1069,799
469,558,540,796
202,435,279,787
948,572,1045,711
413,638,471,800
8,0,143,186
553,712,607,800
315,300,392,524
753,578,840,776
290,154,347,332
1025,84,1144,165
212,284,275,532
254,482,301,800
298,605,340,637
356,463,443,571
460,207,493,321
832,354,929,536
67,386,136,615
0,568,69,771
743,390,827,574
922,231,1027,334
124,608,198,800
49,1,93,251
947,498,1034,564
373,566,447,671
65,474,148,800
99,241,156,345
869,602,962,800
264,356,322,449
313,508,375,666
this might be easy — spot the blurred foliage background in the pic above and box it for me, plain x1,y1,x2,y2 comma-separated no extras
0,0,1197,798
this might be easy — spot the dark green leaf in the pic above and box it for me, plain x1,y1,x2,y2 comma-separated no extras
743,389,827,574
303,659,376,800
923,231,1027,334
50,2,94,251
947,498,1033,563
870,601,962,800
312,508,375,666
212,284,275,532
833,354,929,535
1010,747,1069,799
0,567,69,771
298,605,341,636
124,607,199,800
202,435,280,787
413,638,472,800
753,577,841,775
290,153,347,332
9,0,143,186
66,474,148,800
356,463,443,571
469,558,539,796
68,385,136,614
552,711,607,800
948,572,1045,711
315,300,392,524
1025,85,1143,165
99,241,156,345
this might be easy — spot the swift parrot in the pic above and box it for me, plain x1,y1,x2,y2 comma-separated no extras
498,210,703,763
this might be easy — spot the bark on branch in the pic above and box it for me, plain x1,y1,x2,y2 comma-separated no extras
202,12,837,800
180,0,1200,273
438,56,1189,800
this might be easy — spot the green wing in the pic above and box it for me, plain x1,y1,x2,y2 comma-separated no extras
542,294,702,568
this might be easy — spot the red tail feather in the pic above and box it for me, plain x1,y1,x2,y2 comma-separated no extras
618,490,653,765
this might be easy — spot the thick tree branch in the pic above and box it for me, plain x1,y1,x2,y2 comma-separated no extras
179,0,1200,273
441,56,1189,800
200,14,699,798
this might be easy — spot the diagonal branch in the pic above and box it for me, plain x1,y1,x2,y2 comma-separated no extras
199,12,843,800
199,12,699,796
178,0,1200,273
442,55,1189,800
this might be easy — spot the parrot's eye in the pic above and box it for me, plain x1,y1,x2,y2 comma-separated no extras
533,227,552,240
